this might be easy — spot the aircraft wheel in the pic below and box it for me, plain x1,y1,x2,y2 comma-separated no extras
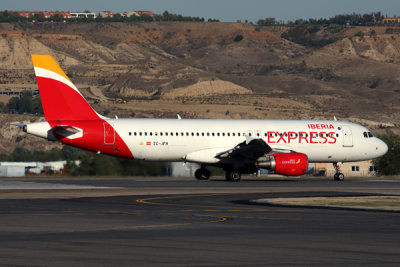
227,171,241,182
334,173,344,181
195,168,210,180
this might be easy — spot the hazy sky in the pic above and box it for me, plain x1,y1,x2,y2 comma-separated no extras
2,0,400,22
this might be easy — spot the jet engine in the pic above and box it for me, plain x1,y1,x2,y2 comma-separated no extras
256,152,308,176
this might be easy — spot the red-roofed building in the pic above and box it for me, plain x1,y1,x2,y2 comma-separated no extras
382,17,400,24
99,11,114,18
9,11,72,19
135,11,155,17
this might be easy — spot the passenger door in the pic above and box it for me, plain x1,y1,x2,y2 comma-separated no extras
342,125,353,147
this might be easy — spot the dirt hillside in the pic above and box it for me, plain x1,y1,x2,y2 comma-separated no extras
0,22,399,153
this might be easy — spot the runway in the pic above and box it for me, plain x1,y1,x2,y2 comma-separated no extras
0,176,399,266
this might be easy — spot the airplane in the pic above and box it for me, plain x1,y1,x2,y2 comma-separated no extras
17,55,388,181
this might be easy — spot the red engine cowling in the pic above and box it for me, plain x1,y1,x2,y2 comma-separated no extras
272,153,308,176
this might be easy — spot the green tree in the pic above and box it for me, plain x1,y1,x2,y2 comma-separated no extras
374,135,400,175
5,92,43,114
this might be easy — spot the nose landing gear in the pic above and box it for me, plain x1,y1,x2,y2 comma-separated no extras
333,162,344,181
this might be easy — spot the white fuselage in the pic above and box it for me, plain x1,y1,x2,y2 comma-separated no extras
108,119,387,163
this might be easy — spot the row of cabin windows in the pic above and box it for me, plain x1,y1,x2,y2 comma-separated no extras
129,132,243,137
128,132,340,138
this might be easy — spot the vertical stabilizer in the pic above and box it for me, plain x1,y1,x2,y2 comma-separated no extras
32,55,100,121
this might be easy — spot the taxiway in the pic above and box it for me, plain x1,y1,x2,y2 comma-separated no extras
0,176,399,266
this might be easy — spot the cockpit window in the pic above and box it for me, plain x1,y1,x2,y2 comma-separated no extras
363,132,368,138
368,132,373,138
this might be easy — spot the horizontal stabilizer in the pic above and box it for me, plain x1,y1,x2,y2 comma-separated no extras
10,123,25,128
48,125,83,140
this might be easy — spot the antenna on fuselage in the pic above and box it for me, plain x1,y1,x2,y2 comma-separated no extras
177,114,182,120
334,116,337,121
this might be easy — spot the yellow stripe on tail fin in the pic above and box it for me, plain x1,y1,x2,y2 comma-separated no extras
31,55,71,82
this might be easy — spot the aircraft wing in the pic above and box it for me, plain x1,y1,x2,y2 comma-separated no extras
216,138,272,162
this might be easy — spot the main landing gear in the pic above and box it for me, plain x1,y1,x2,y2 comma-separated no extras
225,170,241,182
333,162,344,181
194,168,211,180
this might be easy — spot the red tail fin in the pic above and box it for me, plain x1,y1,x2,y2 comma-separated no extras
32,55,100,121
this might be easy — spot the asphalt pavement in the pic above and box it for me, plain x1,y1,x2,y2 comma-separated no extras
0,176,399,266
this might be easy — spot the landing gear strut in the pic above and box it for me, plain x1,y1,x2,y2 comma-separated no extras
333,162,344,181
225,170,241,182
194,168,211,180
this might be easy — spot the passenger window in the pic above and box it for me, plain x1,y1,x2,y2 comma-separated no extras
134,132,137,136
160,132,163,136
144,132,147,136
336,133,339,137
233,133,235,136
155,132,158,136
202,133,204,136
129,132,132,136
207,133,210,136
238,133,241,136
222,133,225,136
217,133,220,136
186,132,189,136
196,133,199,136
150,132,152,136
191,132,194,136
212,133,215,136
368,132,373,138
181,132,184,136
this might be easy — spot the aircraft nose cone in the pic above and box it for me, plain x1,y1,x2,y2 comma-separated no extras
377,139,388,157
381,141,388,155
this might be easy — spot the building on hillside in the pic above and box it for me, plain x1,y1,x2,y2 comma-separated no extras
382,17,400,24
99,11,114,18
134,11,156,17
313,160,377,177
9,11,72,19
70,12,96,19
